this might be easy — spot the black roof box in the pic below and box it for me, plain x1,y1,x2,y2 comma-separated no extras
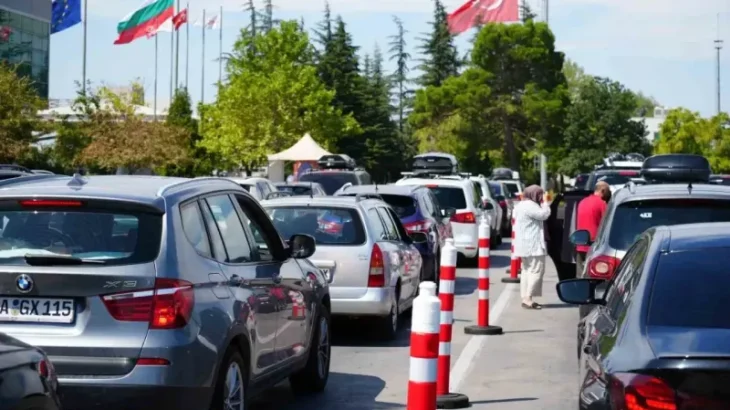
412,152,458,175
641,154,711,183
491,167,515,180
318,154,356,170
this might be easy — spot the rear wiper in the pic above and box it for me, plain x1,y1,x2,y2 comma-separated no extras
24,254,107,266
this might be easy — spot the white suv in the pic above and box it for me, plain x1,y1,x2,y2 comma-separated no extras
395,175,486,261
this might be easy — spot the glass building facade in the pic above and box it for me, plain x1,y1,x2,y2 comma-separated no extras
0,4,50,100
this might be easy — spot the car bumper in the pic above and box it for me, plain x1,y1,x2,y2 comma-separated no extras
58,385,212,410
330,286,394,316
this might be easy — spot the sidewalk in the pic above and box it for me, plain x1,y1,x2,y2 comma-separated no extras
457,257,579,409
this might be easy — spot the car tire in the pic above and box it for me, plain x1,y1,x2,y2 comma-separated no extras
210,346,248,410
378,290,399,341
290,303,331,394
12,396,59,410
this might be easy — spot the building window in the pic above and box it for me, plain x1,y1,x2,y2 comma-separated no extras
0,8,50,100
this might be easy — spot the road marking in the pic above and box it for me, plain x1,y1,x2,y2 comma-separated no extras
449,282,517,391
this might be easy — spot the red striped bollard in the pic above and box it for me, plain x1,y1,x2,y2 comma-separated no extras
465,219,503,336
435,239,470,409
407,282,441,410
502,217,521,284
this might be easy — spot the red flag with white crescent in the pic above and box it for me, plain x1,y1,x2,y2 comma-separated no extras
447,0,519,35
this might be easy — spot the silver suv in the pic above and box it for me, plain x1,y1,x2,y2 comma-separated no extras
261,195,424,340
0,174,331,409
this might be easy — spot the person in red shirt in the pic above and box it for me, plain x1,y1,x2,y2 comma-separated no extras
575,181,611,277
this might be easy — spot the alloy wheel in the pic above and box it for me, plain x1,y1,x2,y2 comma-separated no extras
224,362,245,410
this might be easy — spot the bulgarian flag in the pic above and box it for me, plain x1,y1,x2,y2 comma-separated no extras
114,0,174,45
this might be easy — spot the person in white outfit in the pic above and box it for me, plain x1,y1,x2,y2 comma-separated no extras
512,185,551,309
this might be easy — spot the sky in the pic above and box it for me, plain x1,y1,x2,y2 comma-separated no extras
47,0,730,117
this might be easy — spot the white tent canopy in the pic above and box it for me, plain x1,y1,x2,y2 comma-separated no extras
267,133,331,161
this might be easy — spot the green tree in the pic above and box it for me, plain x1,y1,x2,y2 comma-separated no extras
655,108,730,172
314,2,333,49
418,0,460,88
162,87,215,176
130,79,145,105
557,77,651,176
0,62,46,162
258,0,278,33
632,91,657,117
199,21,359,170
520,0,538,22
388,16,413,134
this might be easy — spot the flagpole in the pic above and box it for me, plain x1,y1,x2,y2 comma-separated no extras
169,7,174,102
154,34,159,121
219,6,223,85
201,9,206,104
174,0,180,89
81,0,88,95
185,1,189,90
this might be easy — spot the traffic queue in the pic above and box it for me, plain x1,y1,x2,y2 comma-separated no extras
0,153,521,410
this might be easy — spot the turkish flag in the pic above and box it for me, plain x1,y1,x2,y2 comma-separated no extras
172,9,188,30
447,0,519,35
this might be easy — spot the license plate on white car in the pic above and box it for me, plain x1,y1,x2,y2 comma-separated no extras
0,297,75,323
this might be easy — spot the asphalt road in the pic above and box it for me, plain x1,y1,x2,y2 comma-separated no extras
250,241,578,410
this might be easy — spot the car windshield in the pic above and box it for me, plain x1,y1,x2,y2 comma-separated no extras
0,208,160,265
427,186,467,210
649,248,730,329
379,194,418,218
609,199,730,250
265,206,365,245
488,182,503,196
278,185,313,196
299,172,359,195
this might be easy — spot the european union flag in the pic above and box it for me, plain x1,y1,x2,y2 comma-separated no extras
51,0,82,34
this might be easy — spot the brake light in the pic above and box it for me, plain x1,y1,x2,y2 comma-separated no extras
404,220,430,233
101,278,194,329
137,358,171,366
618,171,639,176
426,184,438,188
451,212,476,224
19,199,83,207
587,255,620,278
367,244,385,287
498,200,507,208
610,373,676,410
37,359,50,378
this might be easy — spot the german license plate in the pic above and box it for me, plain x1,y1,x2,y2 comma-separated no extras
0,297,75,324
320,268,331,281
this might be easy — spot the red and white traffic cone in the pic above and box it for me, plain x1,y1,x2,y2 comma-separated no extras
407,282,441,410
465,219,503,336
435,239,470,409
287,294,306,321
502,217,521,284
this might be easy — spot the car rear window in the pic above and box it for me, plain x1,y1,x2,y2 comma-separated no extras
379,194,418,218
503,182,520,196
299,172,359,195
277,185,313,196
265,206,365,245
488,182,503,196
0,206,161,265
237,184,252,192
427,186,467,210
575,174,588,188
649,248,730,329
609,199,730,250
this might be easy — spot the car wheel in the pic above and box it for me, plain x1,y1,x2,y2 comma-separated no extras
290,303,331,394
378,290,399,341
13,396,59,410
211,347,248,410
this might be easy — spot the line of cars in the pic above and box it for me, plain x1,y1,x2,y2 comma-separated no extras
548,154,730,409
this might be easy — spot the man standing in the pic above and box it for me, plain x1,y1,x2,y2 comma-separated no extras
575,181,611,276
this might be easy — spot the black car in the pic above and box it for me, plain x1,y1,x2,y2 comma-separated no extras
298,155,372,195
0,333,61,410
558,222,730,409
488,181,512,236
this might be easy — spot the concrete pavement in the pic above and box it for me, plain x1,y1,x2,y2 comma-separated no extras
250,241,578,409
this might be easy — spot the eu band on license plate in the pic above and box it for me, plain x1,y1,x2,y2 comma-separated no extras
0,297,75,324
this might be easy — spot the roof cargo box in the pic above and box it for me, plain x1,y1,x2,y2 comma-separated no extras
412,152,458,175
492,167,517,180
318,154,356,170
641,154,711,183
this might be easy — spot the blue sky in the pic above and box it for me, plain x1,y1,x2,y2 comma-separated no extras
49,0,730,117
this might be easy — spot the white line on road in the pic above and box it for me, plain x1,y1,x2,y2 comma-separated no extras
449,283,517,391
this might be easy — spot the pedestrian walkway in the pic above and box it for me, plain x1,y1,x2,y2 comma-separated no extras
458,257,578,409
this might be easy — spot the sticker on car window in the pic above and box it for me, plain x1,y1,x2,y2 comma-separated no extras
640,212,652,219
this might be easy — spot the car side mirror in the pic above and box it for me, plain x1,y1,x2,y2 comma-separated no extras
441,207,456,218
569,230,592,246
288,234,316,259
409,232,428,244
555,279,606,305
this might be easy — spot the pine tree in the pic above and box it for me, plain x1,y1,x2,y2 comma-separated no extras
244,0,257,53
418,0,460,88
314,2,333,49
363,54,372,78
258,0,278,33
388,16,412,133
520,0,538,22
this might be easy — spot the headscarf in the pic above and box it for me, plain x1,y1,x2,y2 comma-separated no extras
523,184,544,204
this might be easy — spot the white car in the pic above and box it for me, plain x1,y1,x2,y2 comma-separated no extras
502,179,525,200
226,177,278,201
396,174,487,260
470,175,503,245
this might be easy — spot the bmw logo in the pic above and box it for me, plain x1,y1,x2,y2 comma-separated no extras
16,274,33,293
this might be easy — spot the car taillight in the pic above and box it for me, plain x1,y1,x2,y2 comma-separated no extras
498,200,507,208
609,373,676,410
451,212,476,224
367,244,385,288
101,278,194,329
37,359,50,378
587,255,620,279
404,220,430,233
19,199,83,207
136,358,171,366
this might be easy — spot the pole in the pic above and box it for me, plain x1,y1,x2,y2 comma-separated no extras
465,219,503,336
219,6,223,85
407,282,440,410
81,0,88,94
544,0,549,25
540,153,548,190
716,14,723,115
174,0,180,90
201,9,206,104
169,13,174,102
185,1,189,89
154,34,158,121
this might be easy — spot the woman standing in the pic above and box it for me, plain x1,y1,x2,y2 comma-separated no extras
512,185,551,309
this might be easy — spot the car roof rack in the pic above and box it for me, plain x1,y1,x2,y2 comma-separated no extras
318,154,357,170
640,154,711,185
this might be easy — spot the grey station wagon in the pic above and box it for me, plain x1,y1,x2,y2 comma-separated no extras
0,174,331,410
